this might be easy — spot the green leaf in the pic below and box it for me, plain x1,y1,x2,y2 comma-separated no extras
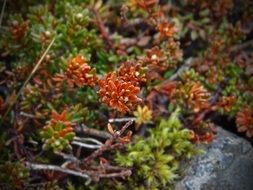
64,132,75,141
41,126,54,139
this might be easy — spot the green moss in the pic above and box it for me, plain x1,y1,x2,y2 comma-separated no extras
115,109,198,189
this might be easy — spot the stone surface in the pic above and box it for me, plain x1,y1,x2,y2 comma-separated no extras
175,127,253,190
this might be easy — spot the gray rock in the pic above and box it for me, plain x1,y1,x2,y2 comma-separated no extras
175,127,253,190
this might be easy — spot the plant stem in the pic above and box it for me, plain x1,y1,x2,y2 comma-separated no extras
26,162,91,180
79,124,111,139
82,121,133,165
91,8,113,50
74,137,103,145
72,140,101,149
109,117,135,123
0,0,7,28
97,170,131,179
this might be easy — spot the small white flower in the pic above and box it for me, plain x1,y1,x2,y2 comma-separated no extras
44,31,51,36
151,54,158,60
76,13,83,18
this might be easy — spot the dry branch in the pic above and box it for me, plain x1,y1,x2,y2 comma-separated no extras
82,120,133,166
79,124,111,139
26,162,91,180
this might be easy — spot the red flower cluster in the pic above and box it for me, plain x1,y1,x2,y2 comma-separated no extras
98,72,141,113
157,22,177,38
145,46,164,65
66,55,97,87
190,131,214,144
189,121,216,144
217,95,236,112
188,82,210,112
117,61,146,86
236,107,253,137
179,82,210,113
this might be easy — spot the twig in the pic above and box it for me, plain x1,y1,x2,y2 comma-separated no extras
0,0,7,28
230,39,253,53
20,112,39,119
56,152,78,162
113,120,134,137
79,124,111,139
82,143,124,166
82,121,133,166
94,164,128,172
72,140,101,149
74,137,103,145
0,37,56,126
91,8,114,50
97,169,131,179
26,162,91,180
109,117,135,123
27,123,134,182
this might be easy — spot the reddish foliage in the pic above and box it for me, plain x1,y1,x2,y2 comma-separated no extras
0,96,5,115
117,61,146,86
156,80,177,99
98,73,141,113
10,20,28,41
216,95,236,112
157,22,177,38
131,0,158,10
66,55,97,87
145,46,165,65
236,107,253,137
186,82,210,113
51,109,72,128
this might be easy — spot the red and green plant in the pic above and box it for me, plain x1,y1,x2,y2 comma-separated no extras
0,0,252,189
